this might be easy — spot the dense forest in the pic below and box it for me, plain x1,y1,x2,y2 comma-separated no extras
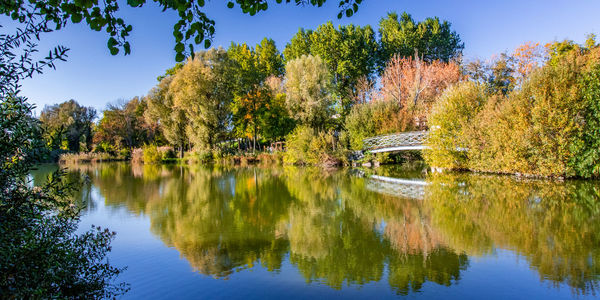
38,12,600,178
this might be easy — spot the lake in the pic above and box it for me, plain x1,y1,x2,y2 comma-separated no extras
31,163,600,299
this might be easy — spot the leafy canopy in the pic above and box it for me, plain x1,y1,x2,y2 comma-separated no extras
1,0,363,62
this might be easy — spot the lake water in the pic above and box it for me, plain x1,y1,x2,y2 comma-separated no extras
31,163,600,299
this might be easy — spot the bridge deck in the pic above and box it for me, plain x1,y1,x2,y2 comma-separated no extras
363,131,429,153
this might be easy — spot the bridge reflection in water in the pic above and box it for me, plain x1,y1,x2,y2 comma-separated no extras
366,175,428,200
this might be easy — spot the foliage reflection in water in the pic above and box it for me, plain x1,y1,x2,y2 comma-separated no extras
33,163,600,298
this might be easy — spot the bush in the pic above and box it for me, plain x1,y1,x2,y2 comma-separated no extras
283,125,313,165
284,125,347,167
131,148,143,164
570,60,600,177
119,148,131,160
426,47,600,178
162,148,177,160
424,81,487,170
94,142,116,155
142,144,162,164
58,152,116,164
345,100,411,150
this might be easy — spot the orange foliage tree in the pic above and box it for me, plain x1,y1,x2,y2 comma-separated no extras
379,53,461,129
512,42,547,80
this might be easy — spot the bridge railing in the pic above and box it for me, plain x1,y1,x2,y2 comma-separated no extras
362,131,429,151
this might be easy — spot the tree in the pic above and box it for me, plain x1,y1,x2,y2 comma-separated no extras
232,88,270,150
284,22,378,116
94,97,156,150
168,48,235,150
260,92,296,142
256,38,285,78
380,54,461,129
228,39,286,149
378,12,463,67
39,99,96,152
1,0,363,62
145,76,189,157
0,16,126,298
284,55,334,131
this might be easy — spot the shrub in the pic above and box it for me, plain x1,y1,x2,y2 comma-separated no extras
119,148,131,160
427,46,600,178
283,125,313,165
424,81,487,170
284,125,347,166
58,152,116,164
142,144,162,164
570,60,600,177
94,142,116,155
345,100,411,150
161,147,177,161
131,148,143,164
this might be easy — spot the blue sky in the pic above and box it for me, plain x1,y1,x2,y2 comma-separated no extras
12,0,600,114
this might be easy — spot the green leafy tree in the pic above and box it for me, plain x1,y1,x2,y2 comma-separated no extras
0,17,126,298
231,88,271,150
571,61,600,177
39,99,96,152
378,12,463,66
284,22,378,116
256,38,285,78
284,54,335,131
260,92,296,142
229,39,287,148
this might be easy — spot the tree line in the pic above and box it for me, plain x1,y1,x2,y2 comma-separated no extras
39,12,463,161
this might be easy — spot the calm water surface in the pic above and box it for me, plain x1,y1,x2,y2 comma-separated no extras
32,163,600,299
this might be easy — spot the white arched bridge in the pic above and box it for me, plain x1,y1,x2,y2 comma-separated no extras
362,131,429,153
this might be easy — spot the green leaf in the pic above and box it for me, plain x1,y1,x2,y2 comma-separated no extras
204,39,211,48
175,42,185,53
71,13,83,23
227,2,234,8
124,42,131,55
107,37,118,48
345,9,353,17
175,53,185,62
109,47,119,55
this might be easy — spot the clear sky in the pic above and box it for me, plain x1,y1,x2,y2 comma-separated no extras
13,0,600,114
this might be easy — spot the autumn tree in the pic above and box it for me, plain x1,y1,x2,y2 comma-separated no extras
284,54,335,131
168,48,235,150
512,42,547,80
380,54,461,129
94,97,157,151
39,99,96,152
